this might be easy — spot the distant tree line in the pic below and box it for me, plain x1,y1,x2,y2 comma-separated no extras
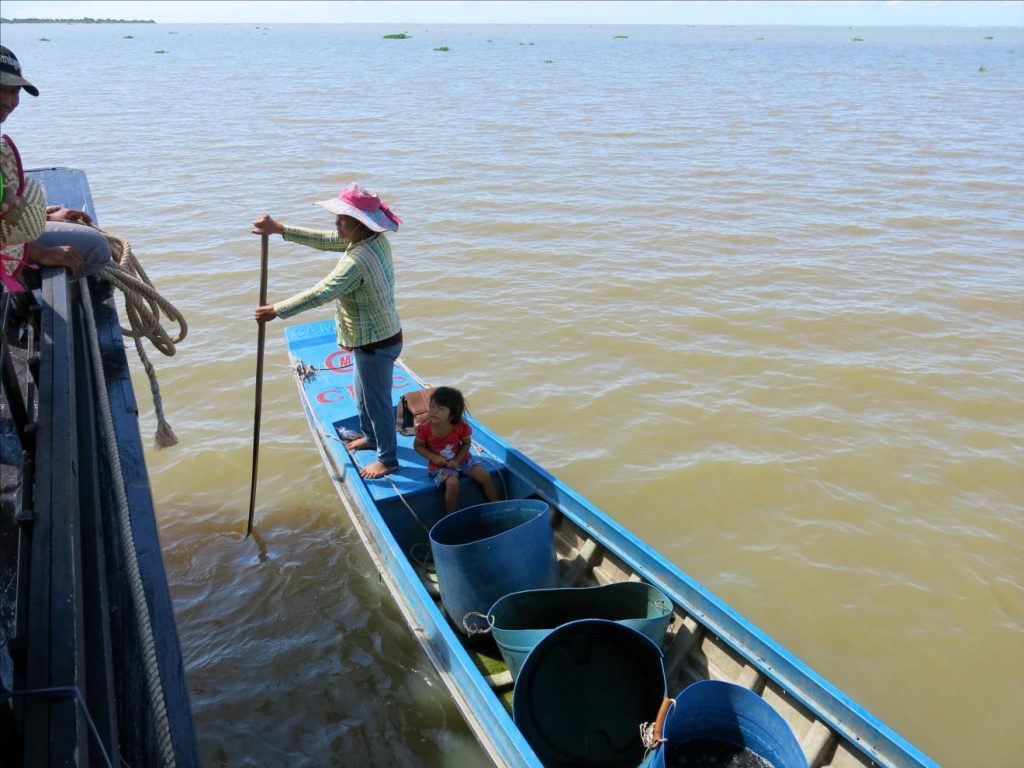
0,17,156,24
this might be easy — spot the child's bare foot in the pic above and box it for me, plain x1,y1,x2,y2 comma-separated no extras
360,461,398,479
345,437,375,451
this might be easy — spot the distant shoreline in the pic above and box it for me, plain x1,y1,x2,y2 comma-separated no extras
0,17,156,24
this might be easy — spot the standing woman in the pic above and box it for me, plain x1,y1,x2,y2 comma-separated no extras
252,183,403,479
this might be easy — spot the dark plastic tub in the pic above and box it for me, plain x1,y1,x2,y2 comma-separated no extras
513,619,666,768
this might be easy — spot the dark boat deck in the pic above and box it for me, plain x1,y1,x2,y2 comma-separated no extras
0,169,198,767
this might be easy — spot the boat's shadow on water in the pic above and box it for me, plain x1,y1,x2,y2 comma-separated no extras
157,503,486,764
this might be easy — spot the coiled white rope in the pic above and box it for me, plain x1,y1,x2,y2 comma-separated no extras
80,278,177,768
96,230,187,448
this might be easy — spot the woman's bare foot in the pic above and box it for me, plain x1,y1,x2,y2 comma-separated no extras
360,461,398,479
345,436,374,451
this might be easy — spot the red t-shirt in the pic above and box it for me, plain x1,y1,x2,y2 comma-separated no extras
416,421,473,471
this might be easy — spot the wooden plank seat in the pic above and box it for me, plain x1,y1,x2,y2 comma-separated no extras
335,417,506,505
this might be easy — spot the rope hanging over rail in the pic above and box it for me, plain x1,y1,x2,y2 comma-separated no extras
79,278,178,768
96,229,188,448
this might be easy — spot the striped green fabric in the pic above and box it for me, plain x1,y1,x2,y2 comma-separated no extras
273,226,401,348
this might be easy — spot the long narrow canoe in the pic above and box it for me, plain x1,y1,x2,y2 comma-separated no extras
283,318,937,768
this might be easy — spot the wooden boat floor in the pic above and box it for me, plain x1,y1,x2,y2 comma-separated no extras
466,641,515,712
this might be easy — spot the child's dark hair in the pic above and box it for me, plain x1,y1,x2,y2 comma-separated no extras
430,386,466,424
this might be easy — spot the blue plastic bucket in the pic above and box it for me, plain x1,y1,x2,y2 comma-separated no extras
428,499,558,635
489,581,673,681
514,619,666,768
648,680,806,768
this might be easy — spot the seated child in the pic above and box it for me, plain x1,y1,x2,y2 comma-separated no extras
413,386,499,514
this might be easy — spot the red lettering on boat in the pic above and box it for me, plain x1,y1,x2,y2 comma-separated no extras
325,351,353,371
316,389,344,403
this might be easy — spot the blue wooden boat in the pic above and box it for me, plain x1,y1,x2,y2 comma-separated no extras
283,318,937,768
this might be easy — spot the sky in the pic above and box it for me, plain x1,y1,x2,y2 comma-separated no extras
1,0,1022,26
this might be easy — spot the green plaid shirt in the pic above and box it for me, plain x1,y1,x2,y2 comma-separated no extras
273,227,401,348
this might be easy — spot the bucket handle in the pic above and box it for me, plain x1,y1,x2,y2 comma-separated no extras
462,612,492,636
640,697,675,752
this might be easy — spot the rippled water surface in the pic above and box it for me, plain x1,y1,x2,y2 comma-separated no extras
2,23,1022,767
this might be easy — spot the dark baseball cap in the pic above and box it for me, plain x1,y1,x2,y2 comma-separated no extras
0,46,39,96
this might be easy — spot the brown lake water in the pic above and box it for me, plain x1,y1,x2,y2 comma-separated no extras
1,22,1021,767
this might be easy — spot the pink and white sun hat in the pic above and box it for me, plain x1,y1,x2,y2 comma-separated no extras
314,183,402,233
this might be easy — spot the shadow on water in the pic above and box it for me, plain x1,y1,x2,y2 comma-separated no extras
161,504,486,766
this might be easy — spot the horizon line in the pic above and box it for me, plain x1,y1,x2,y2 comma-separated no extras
1,19,1020,28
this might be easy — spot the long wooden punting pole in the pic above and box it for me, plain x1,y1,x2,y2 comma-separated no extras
246,233,270,536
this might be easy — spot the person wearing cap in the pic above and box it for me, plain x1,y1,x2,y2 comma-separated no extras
252,184,404,479
0,45,110,290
